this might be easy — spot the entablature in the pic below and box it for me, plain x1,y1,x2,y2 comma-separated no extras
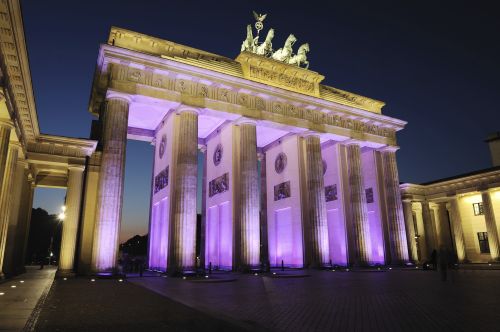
400,168,500,201
90,45,405,146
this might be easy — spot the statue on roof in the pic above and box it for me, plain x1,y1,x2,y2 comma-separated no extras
240,12,310,69
287,43,310,69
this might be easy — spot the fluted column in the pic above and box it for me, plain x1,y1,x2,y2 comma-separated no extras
0,143,19,277
0,121,11,199
436,202,452,249
199,145,207,270
382,148,409,264
449,197,467,262
2,157,26,276
15,173,35,273
59,166,85,274
258,152,269,268
168,109,198,274
481,190,500,261
92,97,129,273
237,121,260,269
303,134,329,267
421,201,437,257
346,143,371,265
402,200,418,263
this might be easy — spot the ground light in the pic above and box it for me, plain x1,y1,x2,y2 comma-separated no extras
11,285,16,288
0,292,4,295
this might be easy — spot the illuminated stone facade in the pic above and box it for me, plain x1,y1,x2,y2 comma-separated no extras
0,1,419,277
401,165,500,264
85,26,410,273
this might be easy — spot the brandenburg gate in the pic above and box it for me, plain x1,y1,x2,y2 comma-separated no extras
71,15,411,276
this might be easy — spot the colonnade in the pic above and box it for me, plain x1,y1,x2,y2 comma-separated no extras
402,190,500,264
139,102,410,274
0,98,412,277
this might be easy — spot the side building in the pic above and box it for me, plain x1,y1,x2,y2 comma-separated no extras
401,133,500,264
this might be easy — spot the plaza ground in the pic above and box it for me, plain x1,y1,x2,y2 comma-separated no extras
2,267,499,331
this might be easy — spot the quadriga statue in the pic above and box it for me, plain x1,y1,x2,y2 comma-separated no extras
271,34,297,62
287,43,309,69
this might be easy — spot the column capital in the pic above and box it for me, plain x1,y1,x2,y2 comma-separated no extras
17,158,29,168
0,119,14,130
378,145,400,153
234,117,257,126
176,105,200,115
299,131,321,139
68,164,85,172
257,151,265,161
105,91,133,104
9,141,22,151
343,139,364,146
198,145,207,153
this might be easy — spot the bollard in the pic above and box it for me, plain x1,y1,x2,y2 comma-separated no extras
281,260,284,272
209,262,212,275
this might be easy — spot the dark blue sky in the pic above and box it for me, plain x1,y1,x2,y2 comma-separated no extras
25,1,500,241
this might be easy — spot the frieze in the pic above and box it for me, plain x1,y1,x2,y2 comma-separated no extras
107,63,397,142
249,66,314,94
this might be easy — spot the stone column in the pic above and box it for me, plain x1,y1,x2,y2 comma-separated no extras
436,202,453,249
381,148,409,264
199,145,207,270
303,134,330,267
0,142,19,277
0,120,11,199
59,166,85,274
2,157,26,276
448,197,467,262
168,109,198,274
481,190,500,261
346,143,371,265
258,152,269,269
421,201,437,257
15,173,35,273
92,96,129,273
237,121,260,269
402,200,418,263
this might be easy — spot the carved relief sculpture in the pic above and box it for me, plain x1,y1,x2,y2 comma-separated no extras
275,152,287,174
274,181,291,201
325,184,337,202
209,173,229,197
154,166,169,194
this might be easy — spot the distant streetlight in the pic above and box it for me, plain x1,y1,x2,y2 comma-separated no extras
58,206,66,221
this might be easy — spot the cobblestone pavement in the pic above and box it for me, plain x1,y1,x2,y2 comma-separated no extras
0,266,56,332
130,269,500,332
33,277,251,332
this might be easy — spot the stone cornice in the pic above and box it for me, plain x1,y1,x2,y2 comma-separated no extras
400,168,500,201
0,0,40,143
27,134,97,158
90,45,404,146
103,28,389,115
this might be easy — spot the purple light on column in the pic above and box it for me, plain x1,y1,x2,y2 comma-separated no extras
148,198,169,271
270,207,304,267
367,213,385,265
205,202,232,269
327,209,348,266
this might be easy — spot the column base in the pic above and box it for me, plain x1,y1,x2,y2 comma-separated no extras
56,269,76,278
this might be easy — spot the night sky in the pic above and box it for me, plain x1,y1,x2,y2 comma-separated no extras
24,1,500,241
